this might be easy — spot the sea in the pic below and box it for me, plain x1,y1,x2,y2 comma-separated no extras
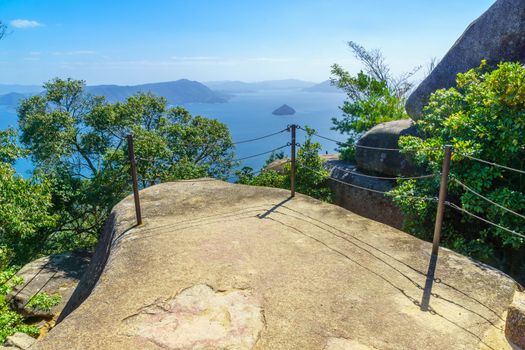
0,90,347,177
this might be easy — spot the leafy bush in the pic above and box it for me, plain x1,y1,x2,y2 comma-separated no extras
26,292,61,312
0,268,38,343
390,61,525,279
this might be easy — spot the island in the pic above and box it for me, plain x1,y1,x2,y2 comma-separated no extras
272,104,296,116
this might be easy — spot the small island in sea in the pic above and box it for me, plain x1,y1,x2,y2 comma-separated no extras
272,104,296,116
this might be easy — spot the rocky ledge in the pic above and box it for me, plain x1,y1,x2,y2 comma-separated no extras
34,180,522,349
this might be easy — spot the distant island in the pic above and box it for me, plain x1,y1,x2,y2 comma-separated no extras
272,104,296,116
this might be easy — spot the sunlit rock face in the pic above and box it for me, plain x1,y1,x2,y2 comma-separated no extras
406,0,525,120
33,180,520,349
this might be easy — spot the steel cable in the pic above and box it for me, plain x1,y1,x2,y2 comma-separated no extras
296,126,442,152
458,153,525,175
233,128,288,145
452,178,525,220
231,144,289,162
330,166,437,181
445,201,525,239
298,163,438,201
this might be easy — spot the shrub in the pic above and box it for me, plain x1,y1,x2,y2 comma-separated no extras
0,268,39,342
390,61,525,279
26,292,61,312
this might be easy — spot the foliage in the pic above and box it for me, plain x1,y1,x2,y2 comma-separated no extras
331,41,419,160
390,61,525,278
26,292,61,312
18,78,235,243
0,130,58,266
237,127,333,202
0,268,38,343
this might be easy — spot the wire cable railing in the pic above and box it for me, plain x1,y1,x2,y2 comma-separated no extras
330,165,437,181
297,126,443,152
458,153,525,175
231,144,289,162
445,201,525,240
232,128,288,145
125,124,524,259
298,162,438,201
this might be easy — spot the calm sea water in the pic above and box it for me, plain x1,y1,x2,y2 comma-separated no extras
1,90,347,176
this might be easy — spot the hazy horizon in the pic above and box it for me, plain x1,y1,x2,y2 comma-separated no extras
1,0,494,85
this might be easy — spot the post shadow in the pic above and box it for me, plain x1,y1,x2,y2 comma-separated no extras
420,252,439,311
258,197,293,219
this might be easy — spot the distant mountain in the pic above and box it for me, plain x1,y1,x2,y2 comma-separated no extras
0,84,41,95
0,79,229,108
205,79,317,93
0,92,31,107
86,79,229,104
302,80,342,93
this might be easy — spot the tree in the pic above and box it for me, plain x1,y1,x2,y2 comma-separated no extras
331,42,420,160
18,78,235,242
389,61,525,280
0,130,57,267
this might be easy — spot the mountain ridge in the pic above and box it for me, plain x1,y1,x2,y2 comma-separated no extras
0,79,229,108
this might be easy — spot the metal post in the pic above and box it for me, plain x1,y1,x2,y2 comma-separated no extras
432,145,452,256
290,124,296,197
127,134,142,226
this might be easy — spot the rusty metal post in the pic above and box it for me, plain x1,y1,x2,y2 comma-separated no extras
127,134,142,226
290,124,297,197
432,145,452,256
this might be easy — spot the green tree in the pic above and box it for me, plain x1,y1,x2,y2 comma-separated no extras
390,61,525,279
331,42,419,160
18,78,235,242
0,130,57,266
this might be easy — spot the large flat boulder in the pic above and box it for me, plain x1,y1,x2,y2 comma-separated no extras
35,180,519,349
406,0,525,119
355,119,421,176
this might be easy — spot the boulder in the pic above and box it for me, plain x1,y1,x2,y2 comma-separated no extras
34,180,520,349
7,251,92,318
4,332,35,349
355,119,420,176
324,160,404,229
505,291,525,348
406,0,525,119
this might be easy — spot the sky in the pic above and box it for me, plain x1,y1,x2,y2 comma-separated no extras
0,0,495,85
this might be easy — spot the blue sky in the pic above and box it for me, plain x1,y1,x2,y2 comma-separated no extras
0,0,494,85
